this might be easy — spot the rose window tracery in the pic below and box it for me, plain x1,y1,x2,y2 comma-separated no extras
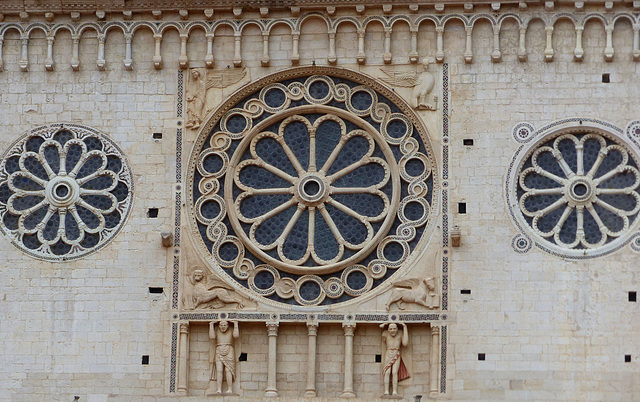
188,69,436,306
0,124,133,261
512,122,640,257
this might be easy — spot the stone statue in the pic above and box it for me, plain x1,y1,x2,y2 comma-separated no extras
207,320,239,395
385,277,439,311
183,268,245,310
380,322,410,396
185,67,247,130
380,58,438,111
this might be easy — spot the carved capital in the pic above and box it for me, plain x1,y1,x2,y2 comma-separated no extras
266,321,279,336
342,322,356,336
180,322,189,333
307,322,319,336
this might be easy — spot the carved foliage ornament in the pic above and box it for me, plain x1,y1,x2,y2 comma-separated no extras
188,68,437,307
0,124,133,261
510,121,640,257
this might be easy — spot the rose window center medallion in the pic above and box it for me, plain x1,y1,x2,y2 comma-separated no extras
0,124,133,261
188,68,436,306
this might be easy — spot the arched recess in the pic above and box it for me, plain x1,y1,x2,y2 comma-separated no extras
416,18,437,60
131,24,154,69
268,21,294,68
442,16,467,63
51,26,74,72
26,25,48,72
552,16,577,62
298,14,329,65
364,18,386,65
334,19,358,64
77,24,100,70
582,15,607,62
0,25,24,72
104,24,127,71
390,18,413,63
525,17,547,62
470,17,494,62
159,24,181,68
187,24,207,67
240,21,263,68
612,15,634,59
499,16,521,61
212,22,236,69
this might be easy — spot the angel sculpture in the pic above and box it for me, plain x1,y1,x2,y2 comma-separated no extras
183,268,245,310
185,68,247,130
379,58,437,111
385,277,439,311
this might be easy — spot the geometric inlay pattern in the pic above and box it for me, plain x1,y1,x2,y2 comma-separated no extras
188,68,437,306
0,123,133,261
511,121,640,257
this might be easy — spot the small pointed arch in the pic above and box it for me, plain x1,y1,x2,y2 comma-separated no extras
212,20,239,35
26,23,50,38
186,21,211,35
581,13,609,28
103,22,129,36
469,14,496,29
51,24,76,37
266,19,296,33
0,23,25,37
362,15,389,30
297,12,331,31
76,23,101,37
497,14,523,30
239,19,266,34
130,21,157,35
331,16,361,31
158,22,183,36
552,13,578,29
388,15,416,31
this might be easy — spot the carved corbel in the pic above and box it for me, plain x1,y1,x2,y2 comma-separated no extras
357,29,366,64
491,26,502,63
233,32,242,67
409,28,419,63
604,25,614,62
97,34,106,71
179,33,189,69
44,36,55,71
328,30,337,64
518,27,527,62
464,26,473,64
71,34,80,71
435,27,445,63
123,33,133,70
633,24,640,61
205,33,215,68
261,30,270,67
383,27,392,64
0,38,5,72
291,32,300,65
544,26,554,62
574,26,584,62
153,34,163,69
19,35,29,72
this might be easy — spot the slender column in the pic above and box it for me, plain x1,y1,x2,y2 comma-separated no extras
633,24,640,62
71,34,80,71
205,33,215,68
491,26,501,62
429,325,441,396
340,322,356,398
44,36,55,71
573,26,584,61
409,28,418,63
179,33,189,69
265,321,279,397
123,33,133,70
177,323,190,395
291,32,300,65
0,38,4,72
304,323,319,397
464,26,473,64
604,25,614,62
153,33,163,69
233,32,242,67
544,26,554,62
383,27,392,64
357,29,366,64
328,30,337,64
97,34,106,71
261,30,270,67
435,27,445,63
19,35,29,72
518,27,527,62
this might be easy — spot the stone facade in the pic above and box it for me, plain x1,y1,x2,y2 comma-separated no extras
0,1,639,400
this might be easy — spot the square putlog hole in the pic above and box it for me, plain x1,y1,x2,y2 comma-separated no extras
239,353,248,362
148,208,159,218
375,354,382,363
625,355,631,363
152,132,163,139
142,355,149,365
602,73,610,83
478,353,486,361
629,291,637,302
463,139,474,146
458,203,467,214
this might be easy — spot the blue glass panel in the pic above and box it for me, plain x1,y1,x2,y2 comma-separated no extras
254,205,296,245
226,115,247,134
254,270,275,289
557,138,577,174
110,182,129,202
315,120,341,170
77,205,100,229
593,204,624,232
80,232,99,248
325,204,368,245
103,210,121,229
239,194,292,220
203,154,224,175
65,212,81,241
254,137,297,176
0,183,11,204
404,201,424,221
599,171,638,189
76,155,103,179
351,91,372,111
283,120,309,171
219,242,239,262
332,194,384,218
326,136,369,175
22,206,47,231
239,165,291,189
106,155,122,174
405,158,425,177
53,130,73,146
83,136,102,151
558,208,577,244
265,88,286,108
599,193,638,212
25,136,44,153
23,155,48,180
11,175,42,191
387,119,407,139
12,195,43,211
201,200,221,220
43,145,60,174
383,242,404,261
536,150,566,179
282,209,309,261
332,163,386,188
308,81,329,100
50,240,71,255
582,138,602,173
523,172,563,189
523,194,563,214
43,211,59,241
314,211,340,260
3,213,19,230
347,270,367,290
5,156,20,174
299,280,321,301
583,209,603,244
82,175,114,191
537,206,564,233
82,194,113,210
65,143,83,173
22,233,41,249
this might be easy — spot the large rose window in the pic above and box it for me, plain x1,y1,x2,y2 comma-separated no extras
0,124,133,261
510,121,640,257
188,69,436,306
